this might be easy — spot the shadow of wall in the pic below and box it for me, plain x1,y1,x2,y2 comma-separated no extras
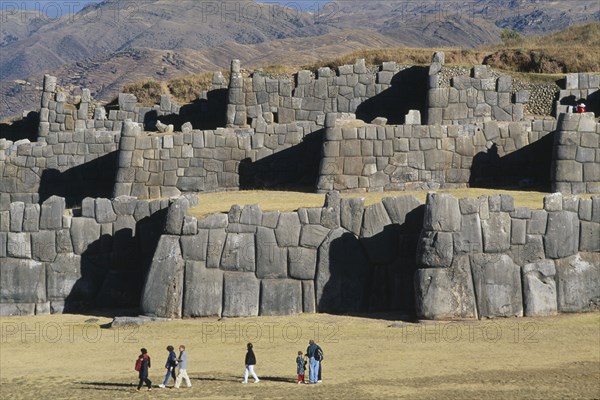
355,66,429,125
0,111,39,142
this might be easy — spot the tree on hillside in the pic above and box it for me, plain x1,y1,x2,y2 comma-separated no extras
500,28,521,44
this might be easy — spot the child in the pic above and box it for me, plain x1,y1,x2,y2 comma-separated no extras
242,343,260,384
136,348,152,391
158,345,177,388
296,351,307,384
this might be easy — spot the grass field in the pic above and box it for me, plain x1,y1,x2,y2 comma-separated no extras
187,188,599,218
1,312,598,400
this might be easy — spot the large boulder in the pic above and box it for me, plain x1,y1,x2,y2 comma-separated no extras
470,254,523,318
260,279,302,316
522,259,557,316
415,255,477,319
222,272,260,317
141,235,185,318
183,261,223,317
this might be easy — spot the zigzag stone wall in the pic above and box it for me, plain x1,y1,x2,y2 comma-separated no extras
414,192,600,319
141,193,424,318
551,113,600,194
0,195,173,316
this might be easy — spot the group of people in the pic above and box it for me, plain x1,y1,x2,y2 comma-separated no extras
134,345,192,391
134,339,325,390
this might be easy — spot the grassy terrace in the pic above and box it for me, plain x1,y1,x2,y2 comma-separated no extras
186,188,599,218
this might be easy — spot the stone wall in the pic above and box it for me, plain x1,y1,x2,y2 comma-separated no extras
556,73,600,115
140,193,424,318
552,113,600,194
414,192,600,320
316,114,557,193
227,59,427,129
427,53,529,125
0,130,120,206
0,195,173,316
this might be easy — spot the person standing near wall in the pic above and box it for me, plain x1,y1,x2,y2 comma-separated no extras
174,345,192,388
136,348,152,391
306,339,320,384
242,343,260,384
315,344,324,383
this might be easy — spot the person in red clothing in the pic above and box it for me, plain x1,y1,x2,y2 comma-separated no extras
136,348,152,391
577,102,587,113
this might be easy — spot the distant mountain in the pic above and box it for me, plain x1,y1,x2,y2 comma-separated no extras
0,0,598,119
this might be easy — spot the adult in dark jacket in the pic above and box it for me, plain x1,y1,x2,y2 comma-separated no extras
306,339,320,384
158,345,177,388
242,343,260,384
137,348,152,391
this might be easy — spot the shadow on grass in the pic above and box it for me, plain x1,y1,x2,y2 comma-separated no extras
78,381,135,390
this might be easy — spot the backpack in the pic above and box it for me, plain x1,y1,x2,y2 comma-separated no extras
135,358,142,372
315,346,324,361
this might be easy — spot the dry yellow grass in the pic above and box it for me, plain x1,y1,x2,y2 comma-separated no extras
0,312,598,399
187,189,599,218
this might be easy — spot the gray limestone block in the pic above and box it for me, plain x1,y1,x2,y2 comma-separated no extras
228,205,242,223
544,211,579,259
415,255,477,319
240,204,262,225
180,229,209,261
522,259,557,316
578,198,592,221
593,197,600,223
70,218,101,255
554,160,583,182
482,212,511,253
471,254,523,318
0,303,36,316
40,196,65,230
0,233,6,258
302,280,316,313
164,197,189,235
113,196,138,215
289,247,317,280
459,198,479,215
497,75,512,92
141,235,185,318
275,212,301,247
316,227,370,313
579,221,600,252
555,253,600,312
299,224,330,249
423,193,461,232
0,258,46,303
417,231,453,268
9,202,25,232
56,229,73,253
510,234,545,266
81,197,95,218
7,232,31,259
220,233,255,272
183,261,223,317
22,204,39,232
256,227,287,279
198,214,228,229
511,218,527,245
182,216,198,235
261,211,280,229
453,213,483,254
207,228,226,268
382,196,422,225
31,231,56,262
95,198,117,224
528,210,548,234
260,279,302,316
222,272,260,317
46,253,83,301
340,198,364,237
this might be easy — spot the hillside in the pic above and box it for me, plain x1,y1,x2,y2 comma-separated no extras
0,0,598,119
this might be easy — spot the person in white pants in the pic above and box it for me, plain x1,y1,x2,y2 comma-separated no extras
174,345,192,388
242,343,260,384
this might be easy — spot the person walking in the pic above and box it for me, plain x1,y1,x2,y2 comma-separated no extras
174,345,192,388
296,350,307,384
242,343,260,384
136,348,152,391
158,345,177,388
306,339,320,384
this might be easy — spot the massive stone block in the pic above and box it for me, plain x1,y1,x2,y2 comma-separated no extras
299,224,330,249
141,235,185,318
453,213,483,254
221,233,255,272
40,196,65,230
481,212,511,253
417,231,453,268
415,255,477,319
522,259,557,317
275,212,301,247
471,254,523,318
0,258,46,303
165,197,189,235
381,196,422,225
423,193,461,232
180,229,209,261
340,198,364,236
183,261,223,317
70,218,101,255
544,211,579,259
260,279,302,316
255,227,287,278
302,280,316,313
360,202,398,264
46,253,82,301
222,272,260,317
555,253,600,312
289,247,317,280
